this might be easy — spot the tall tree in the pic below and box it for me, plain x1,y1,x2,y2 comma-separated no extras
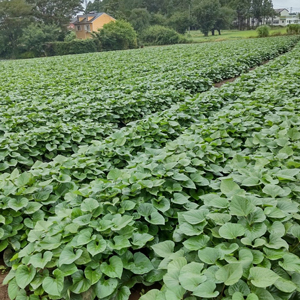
230,0,251,29
26,0,83,30
212,6,236,35
261,0,274,24
193,0,220,36
0,0,32,56
86,0,104,13
167,11,190,34
129,8,150,33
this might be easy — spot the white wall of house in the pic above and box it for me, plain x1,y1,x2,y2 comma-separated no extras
272,9,299,26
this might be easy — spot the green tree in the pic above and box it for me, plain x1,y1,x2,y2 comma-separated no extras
0,0,33,57
252,0,263,25
93,19,137,50
261,0,274,24
167,11,190,34
26,0,83,30
20,23,60,56
129,8,150,33
150,13,167,26
230,0,251,29
212,6,236,35
86,0,104,13
193,0,220,36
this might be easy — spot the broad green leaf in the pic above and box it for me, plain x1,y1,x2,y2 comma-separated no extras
193,281,219,298
179,262,205,291
228,280,250,296
116,286,131,300
84,267,102,285
232,292,244,300
183,235,210,251
215,263,243,285
81,198,99,212
262,185,284,198
58,246,83,267
126,252,154,275
145,211,165,225
131,232,153,248
107,169,123,181
249,267,279,288
95,277,118,298
201,194,229,208
76,228,93,246
163,257,187,298
198,247,221,264
42,269,64,297
70,270,91,294
15,265,36,289
172,193,190,204
59,263,78,276
274,277,297,293
100,256,123,279
279,253,300,272
172,173,190,181
152,241,175,258
8,197,28,211
182,209,208,224
140,290,161,300
219,223,245,239
246,294,259,300
28,251,53,269
220,178,240,195
230,195,255,216
8,278,20,300
87,237,107,256
16,172,31,187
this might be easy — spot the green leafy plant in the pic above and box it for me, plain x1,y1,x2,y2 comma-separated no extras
256,25,270,37
0,35,300,300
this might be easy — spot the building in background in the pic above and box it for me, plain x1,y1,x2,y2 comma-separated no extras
272,8,299,26
73,12,115,39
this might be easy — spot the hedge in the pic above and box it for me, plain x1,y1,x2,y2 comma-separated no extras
44,39,101,56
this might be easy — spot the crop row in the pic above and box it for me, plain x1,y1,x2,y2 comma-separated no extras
2,41,300,299
0,37,298,172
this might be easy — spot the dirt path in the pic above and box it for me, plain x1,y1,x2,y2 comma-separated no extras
214,60,270,88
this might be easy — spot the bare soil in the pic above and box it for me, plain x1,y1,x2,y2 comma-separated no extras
214,60,269,88
0,273,9,300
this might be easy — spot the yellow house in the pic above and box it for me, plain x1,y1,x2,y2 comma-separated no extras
73,12,115,39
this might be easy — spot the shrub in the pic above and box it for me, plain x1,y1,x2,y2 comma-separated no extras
93,20,137,51
287,24,300,35
64,31,77,42
141,25,186,45
256,25,270,37
45,39,101,56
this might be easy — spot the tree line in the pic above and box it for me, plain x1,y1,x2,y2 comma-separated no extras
0,0,275,58
87,0,275,34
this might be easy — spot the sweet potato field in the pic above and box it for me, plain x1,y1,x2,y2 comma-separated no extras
1,36,300,300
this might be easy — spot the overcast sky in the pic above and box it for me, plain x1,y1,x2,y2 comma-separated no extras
272,0,300,11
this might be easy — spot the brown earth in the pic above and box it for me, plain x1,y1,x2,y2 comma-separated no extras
0,273,10,300
214,60,269,88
